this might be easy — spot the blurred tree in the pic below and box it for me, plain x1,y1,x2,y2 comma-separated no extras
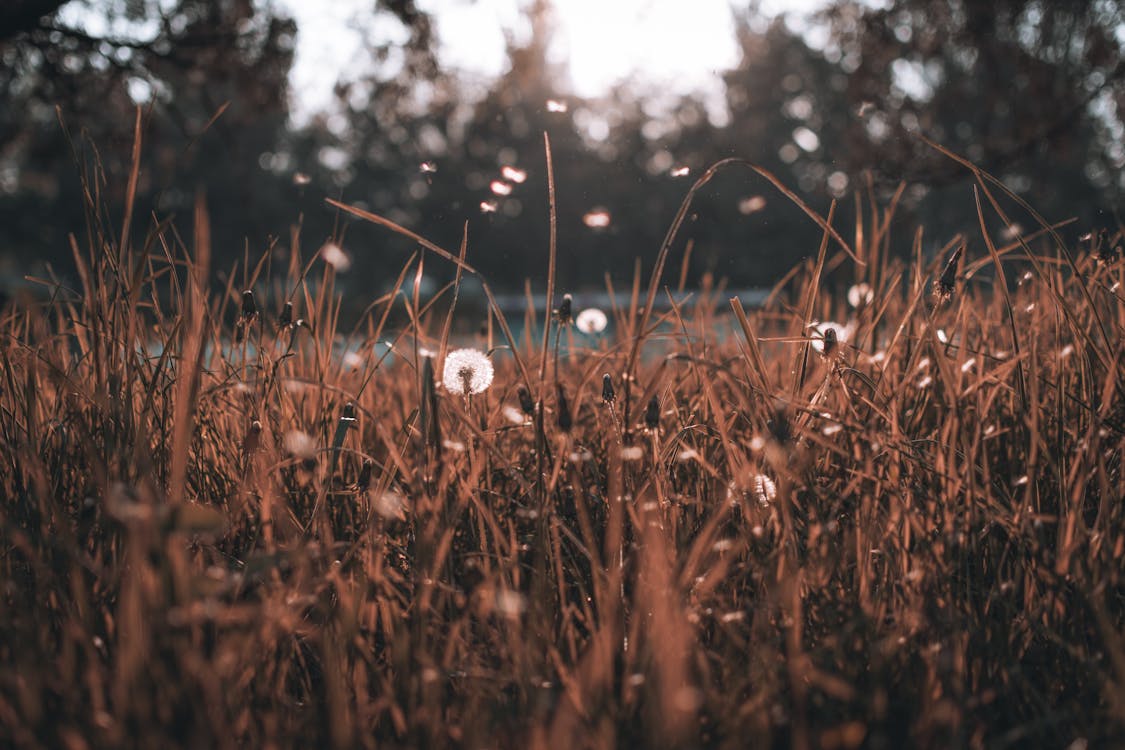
817,0,1125,230
0,0,299,279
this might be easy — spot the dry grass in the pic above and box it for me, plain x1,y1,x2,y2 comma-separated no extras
1,129,1124,749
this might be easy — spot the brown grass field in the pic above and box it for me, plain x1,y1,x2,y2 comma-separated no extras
1,129,1124,748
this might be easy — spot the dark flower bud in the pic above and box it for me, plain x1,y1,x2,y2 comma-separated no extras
241,289,257,319
555,294,573,325
517,385,535,416
556,383,572,433
644,395,660,430
936,244,962,301
357,458,373,490
279,301,293,328
769,402,790,444
602,373,615,404
821,326,837,358
342,402,357,420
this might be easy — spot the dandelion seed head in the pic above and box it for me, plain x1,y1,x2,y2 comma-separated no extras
442,439,466,453
583,208,612,228
961,358,976,373
342,351,364,370
503,405,528,425
677,448,700,463
292,172,311,186
480,200,499,213
284,431,316,460
494,589,527,618
670,165,690,177
575,307,608,334
546,99,568,112
738,195,767,214
320,242,351,272
847,282,874,308
442,348,494,395
419,161,437,174
490,180,512,196
620,445,644,462
373,490,408,521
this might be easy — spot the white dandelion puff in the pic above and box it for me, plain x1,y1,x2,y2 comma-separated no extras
502,405,528,425
583,208,611,228
442,348,494,396
847,282,873,308
490,180,512,196
342,351,364,370
494,589,527,618
575,307,608,334
546,99,568,113
620,445,644,462
320,242,351,272
372,490,408,521
283,431,316,460
738,195,767,214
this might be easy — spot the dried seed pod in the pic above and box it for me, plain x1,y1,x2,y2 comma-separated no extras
556,383,572,433
769,402,790,445
555,293,573,326
936,244,963,301
517,385,535,416
602,373,616,404
820,326,837,358
357,458,373,490
241,289,257,319
644,395,660,430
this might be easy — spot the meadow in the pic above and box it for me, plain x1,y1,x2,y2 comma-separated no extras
1,131,1123,749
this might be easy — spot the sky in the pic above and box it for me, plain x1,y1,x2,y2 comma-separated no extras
283,0,830,123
